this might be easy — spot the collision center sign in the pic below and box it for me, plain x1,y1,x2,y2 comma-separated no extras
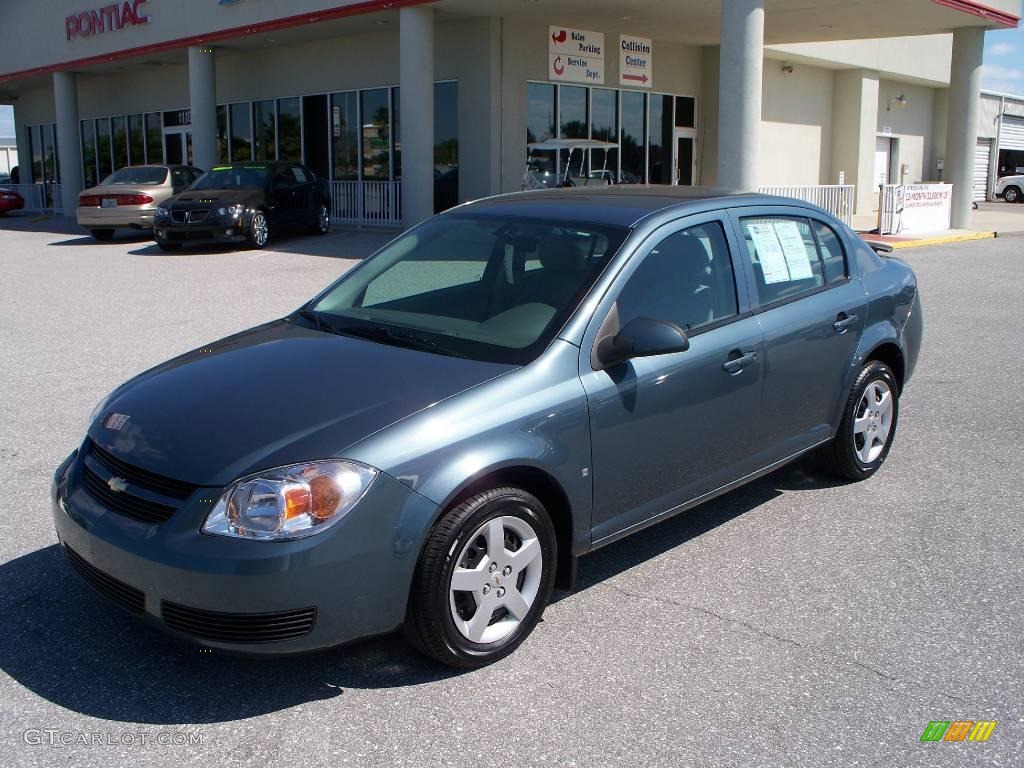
549,26,605,84
66,0,151,41
620,35,653,88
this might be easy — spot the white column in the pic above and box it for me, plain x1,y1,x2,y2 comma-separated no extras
400,6,434,227
53,71,83,215
717,0,764,191
188,46,217,171
945,27,984,229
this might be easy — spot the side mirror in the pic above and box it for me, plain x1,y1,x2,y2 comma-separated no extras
595,316,689,369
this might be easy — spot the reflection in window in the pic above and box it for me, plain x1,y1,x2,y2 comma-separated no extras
30,125,42,184
361,88,390,180
331,91,358,181
648,95,673,184
590,88,617,178
434,82,459,212
254,100,276,161
112,116,128,170
96,118,112,180
230,103,252,161
278,97,301,161
559,85,588,176
42,124,58,184
526,82,556,175
81,119,97,187
128,113,145,164
216,105,228,163
620,91,646,183
145,112,163,164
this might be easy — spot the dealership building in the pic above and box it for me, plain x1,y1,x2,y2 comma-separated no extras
0,0,1019,230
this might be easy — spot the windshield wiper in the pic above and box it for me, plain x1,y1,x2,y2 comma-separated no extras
335,324,470,359
297,309,339,334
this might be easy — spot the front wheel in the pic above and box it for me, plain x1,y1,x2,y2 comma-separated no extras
403,487,557,668
821,361,899,481
246,211,269,249
311,203,330,235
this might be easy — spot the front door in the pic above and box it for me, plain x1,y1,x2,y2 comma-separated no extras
580,215,764,544
673,129,695,186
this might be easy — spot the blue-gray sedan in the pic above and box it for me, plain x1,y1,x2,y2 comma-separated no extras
52,187,923,667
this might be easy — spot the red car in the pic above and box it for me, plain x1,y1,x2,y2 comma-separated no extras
0,187,25,214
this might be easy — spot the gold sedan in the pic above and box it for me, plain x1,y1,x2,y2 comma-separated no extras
77,165,203,241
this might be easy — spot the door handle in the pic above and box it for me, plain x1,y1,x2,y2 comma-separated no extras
833,313,859,333
722,350,757,374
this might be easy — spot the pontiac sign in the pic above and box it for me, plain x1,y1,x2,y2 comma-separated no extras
66,0,151,41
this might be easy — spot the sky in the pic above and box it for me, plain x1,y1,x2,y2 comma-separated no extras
0,24,1022,142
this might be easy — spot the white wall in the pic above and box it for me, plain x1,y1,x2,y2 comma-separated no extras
759,61,834,185
877,79,936,185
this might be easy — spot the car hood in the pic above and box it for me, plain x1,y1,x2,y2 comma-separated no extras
87,319,516,487
169,188,262,207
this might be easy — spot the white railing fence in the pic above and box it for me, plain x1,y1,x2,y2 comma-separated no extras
329,180,401,227
758,184,855,226
5,183,63,213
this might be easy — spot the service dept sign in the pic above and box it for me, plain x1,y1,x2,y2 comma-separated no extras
549,26,605,84
66,0,151,41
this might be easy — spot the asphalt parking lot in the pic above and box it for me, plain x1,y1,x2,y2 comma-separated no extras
1,217,1021,768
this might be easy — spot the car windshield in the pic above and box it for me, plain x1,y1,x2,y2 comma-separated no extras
100,167,168,185
192,166,268,190
304,213,629,364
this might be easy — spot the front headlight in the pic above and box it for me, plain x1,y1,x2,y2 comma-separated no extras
202,460,377,541
216,204,244,217
155,206,171,220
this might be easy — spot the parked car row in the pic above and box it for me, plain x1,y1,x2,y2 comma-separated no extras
0,185,25,215
76,161,331,249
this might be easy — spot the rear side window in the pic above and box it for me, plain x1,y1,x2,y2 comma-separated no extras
812,221,848,284
615,221,739,334
740,216,827,306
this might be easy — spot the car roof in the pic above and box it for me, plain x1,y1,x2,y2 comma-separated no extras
458,186,790,228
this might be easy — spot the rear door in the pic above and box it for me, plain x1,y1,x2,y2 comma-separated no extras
580,213,766,544
728,207,867,462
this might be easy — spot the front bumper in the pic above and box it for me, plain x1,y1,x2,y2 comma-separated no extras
51,448,438,654
155,212,248,245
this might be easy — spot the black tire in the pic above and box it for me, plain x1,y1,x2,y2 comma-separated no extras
403,486,557,668
246,210,269,249
91,229,115,241
821,360,900,482
310,203,330,235
156,242,181,252
1003,186,1021,204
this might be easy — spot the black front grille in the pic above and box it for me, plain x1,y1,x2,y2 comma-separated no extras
64,545,145,615
81,464,179,525
87,440,197,500
171,210,186,224
187,209,209,224
161,601,317,644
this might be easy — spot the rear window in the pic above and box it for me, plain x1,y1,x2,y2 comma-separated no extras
101,167,168,185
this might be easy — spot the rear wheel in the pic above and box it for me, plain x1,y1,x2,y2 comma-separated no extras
1003,185,1021,203
311,203,330,235
403,487,557,668
247,211,269,249
821,361,899,481
91,229,115,241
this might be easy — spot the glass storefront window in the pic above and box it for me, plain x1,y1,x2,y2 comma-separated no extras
559,85,588,176
648,94,673,184
128,113,144,164
302,94,330,179
145,112,163,165
590,88,617,178
675,96,696,129
331,91,359,181
361,88,390,180
254,100,276,161
393,87,401,180
621,91,645,183
526,82,556,175
96,118,112,180
277,97,301,161
216,105,229,164
81,119,97,188
29,126,42,184
230,103,252,161
434,81,459,212
42,124,58,183
112,116,128,170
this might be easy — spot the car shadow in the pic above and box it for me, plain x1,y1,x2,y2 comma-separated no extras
51,232,156,247
0,457,838,725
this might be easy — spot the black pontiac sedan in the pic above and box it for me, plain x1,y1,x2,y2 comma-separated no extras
154,161,330,251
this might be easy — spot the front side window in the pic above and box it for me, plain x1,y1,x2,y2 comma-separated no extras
307,215,628,364
615,221,739,333
739,216,827,306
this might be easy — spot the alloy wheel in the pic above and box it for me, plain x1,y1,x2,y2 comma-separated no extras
853,379,894,464
448,515,543,644
251,213,268,246
319,205,330,233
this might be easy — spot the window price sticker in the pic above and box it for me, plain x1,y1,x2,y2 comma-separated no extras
772,220,814,280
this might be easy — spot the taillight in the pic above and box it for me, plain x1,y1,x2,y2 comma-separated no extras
78,195,100,207
116,193,154,205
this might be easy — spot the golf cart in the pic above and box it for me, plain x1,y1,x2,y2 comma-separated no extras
521,139,619,191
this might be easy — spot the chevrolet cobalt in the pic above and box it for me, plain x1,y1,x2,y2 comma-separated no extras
53,187,923,667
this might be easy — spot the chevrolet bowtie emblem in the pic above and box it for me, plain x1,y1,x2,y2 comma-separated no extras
107,476,129,494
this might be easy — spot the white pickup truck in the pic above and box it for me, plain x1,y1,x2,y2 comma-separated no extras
994,174,1024,203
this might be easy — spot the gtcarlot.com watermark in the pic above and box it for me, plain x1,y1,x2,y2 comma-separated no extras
23,728,204,747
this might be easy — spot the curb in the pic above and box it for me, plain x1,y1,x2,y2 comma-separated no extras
885,231,996,250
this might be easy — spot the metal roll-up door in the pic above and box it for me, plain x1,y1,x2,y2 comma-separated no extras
1000,115,1024,151
974,138,992,202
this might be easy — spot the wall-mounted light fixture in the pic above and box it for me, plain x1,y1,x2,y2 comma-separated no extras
887,94,908,111
780,63,794,74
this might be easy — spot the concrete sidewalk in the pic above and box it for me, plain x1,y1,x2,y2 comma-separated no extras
852,199,1024,249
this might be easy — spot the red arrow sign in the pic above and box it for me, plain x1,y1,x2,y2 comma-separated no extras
553,55,564,75
552,29,567,45
622,73,649,83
